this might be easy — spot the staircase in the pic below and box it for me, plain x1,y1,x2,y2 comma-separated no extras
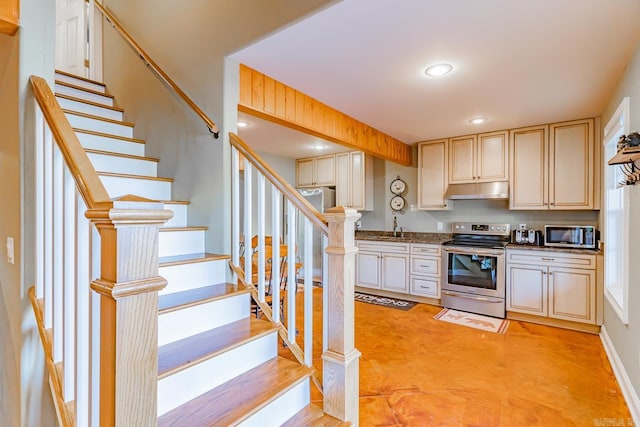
53,69,346,426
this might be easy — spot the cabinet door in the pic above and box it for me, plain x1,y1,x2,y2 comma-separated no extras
349,152,365,209
548,267,596,324
449,135,476,183
549,119,594,210
381,253,409,293
417,140,449,210
335,153,350,207
509,126,548,209
477,131,508,182
356,251,380,289
507,263,547,315
314,155,336,186
296,159,315,187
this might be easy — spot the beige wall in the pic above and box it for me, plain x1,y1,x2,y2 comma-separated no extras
600,40,640,403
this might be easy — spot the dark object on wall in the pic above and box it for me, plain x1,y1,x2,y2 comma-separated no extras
617,132,640,151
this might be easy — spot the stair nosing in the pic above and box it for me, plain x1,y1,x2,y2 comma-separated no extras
73,128,146,144
84,148,159,162
96,171,173,182
55,70,106,87
55,93,124,112
158,282,249,315
158,252,229,267
62,109,134,127
160,226,208,232
157,317,277,379
55,80,114,98
160,200,190,205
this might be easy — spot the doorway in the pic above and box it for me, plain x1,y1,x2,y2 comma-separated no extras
55,0,102,80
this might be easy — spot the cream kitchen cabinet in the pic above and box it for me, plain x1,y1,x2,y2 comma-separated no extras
506,249,597,325
509,118,596,210
417,139,449,210
356,241,409,293
296,155,335,187
409,243,441,298
448,131,508,184
335,151,373,210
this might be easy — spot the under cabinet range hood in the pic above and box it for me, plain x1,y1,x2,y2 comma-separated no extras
444,181,509,200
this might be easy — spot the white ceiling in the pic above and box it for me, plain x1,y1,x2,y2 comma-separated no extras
231,0,640,157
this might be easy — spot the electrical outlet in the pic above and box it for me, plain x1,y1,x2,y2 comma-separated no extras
6,237,14,264
437,222,444,231
519,223,527,230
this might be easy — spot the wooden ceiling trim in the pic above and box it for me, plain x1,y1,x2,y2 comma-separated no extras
239,64,412,166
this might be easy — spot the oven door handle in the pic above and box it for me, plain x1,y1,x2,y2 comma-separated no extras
442,290,504,303
442,247,503,257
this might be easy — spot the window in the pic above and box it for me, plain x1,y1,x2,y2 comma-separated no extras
603,97,630,324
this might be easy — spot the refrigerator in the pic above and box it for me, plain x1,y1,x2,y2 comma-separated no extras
296,187,335,285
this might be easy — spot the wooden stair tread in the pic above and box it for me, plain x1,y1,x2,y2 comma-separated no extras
55,69,106,87
55,80,114,98
282,404,350,427
158,283,249,313
159,226,208,232
160,200,190,205
157,357,313,427
159,252,229,267
84,148,159,162
62,109,134,127
158,317,276,378
96,171,173,182
73,128,146,144
55,93,124,112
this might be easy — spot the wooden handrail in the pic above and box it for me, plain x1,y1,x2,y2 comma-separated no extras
229,132,329,236
94,1,219,138
30,75,111,209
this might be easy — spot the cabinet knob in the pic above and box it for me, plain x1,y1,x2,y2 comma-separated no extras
543,271,547,275
549,272,554,276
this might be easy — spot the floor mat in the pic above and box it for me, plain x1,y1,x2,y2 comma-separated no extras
434,308,509,334
354,292,417,311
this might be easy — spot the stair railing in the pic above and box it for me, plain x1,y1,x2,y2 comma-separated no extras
29,75,171,426
93,1,219,138
229,132,361,424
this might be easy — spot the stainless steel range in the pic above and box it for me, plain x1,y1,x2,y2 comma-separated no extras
441,222,511,318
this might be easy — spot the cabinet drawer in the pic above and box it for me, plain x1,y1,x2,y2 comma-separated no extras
410,244,441,256
357,240,409,254
410,275,439,297
410,256,440,276
507,249,596,270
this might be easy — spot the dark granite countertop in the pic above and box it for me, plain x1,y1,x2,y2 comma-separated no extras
506,243,602,255
355,230,452,245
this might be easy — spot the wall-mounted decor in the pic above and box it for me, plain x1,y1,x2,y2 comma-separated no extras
608,132,640,186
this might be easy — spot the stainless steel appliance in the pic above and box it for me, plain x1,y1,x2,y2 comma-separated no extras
441,222,510,318
544,225,598,249
511,228,542,246
297,187,335,283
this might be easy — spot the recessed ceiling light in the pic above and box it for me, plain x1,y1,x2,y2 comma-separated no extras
237,121,250,128
313,144,325,150
424,63,453,77
469,117,488,125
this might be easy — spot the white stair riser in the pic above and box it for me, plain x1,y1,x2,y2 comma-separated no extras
158,294,249,346
157,333,278,416
55,84,114,107
65,113,133,138
239,379,310,427
100,175,171,200
87,152,157,177
159,259,227,296
55,74,106,93
159,230,205,257
57,96,122,121
162,204,188,228
76,132,146,157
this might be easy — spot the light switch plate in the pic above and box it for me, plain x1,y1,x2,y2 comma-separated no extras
437,222,444,231
6,237,14,264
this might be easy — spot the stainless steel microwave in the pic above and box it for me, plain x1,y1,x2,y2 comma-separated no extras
544,225,598,249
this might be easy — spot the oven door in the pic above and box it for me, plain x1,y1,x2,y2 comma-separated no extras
441,246,505,299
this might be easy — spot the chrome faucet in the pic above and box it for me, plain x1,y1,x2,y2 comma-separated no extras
393,216,404,237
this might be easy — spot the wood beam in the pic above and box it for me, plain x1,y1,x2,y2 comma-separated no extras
0,1,19,36
239,64,412,166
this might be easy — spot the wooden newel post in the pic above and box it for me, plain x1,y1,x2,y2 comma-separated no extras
86,195,173,426
323,206,361,425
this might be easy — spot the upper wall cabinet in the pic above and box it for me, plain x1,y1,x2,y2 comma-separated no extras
510,118,596,210
335,151,373,210
296,155,335,187
418,139,449,210
449,131,508,184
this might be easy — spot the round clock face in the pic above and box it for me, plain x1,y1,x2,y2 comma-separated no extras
390,195,406,211
390,178,406,195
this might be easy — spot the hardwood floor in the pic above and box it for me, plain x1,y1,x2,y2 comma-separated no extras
279,288,631,426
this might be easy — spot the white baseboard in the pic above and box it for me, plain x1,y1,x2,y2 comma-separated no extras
600,325,640,424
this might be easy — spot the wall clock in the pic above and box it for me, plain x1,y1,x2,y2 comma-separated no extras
390,176,407,195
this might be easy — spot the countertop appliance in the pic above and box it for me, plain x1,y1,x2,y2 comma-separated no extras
511,228,542,246
441,222,510,319
544,225,598,249
297,187,335,284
